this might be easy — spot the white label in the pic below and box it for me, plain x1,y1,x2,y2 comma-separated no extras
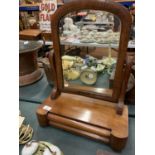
64,83,69,87
24,41,29,45
88,73,94,79
43,105,52,111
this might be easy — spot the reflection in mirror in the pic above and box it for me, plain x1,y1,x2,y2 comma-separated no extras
58,10,121,93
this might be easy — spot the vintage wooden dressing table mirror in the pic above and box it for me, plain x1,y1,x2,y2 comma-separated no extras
37,0,132,151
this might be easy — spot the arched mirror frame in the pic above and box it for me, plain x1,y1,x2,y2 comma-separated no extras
50,0,132,102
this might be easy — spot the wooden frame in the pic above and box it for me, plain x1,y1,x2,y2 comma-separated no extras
50,0,132,103
37,0,132,151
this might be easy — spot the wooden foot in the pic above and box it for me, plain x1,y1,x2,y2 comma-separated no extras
36,105,49,126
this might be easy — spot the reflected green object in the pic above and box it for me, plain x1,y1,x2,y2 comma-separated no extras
91,64,105,72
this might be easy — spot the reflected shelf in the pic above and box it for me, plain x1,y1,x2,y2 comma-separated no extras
38,39,135,48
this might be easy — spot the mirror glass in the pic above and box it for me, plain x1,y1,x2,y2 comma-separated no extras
58,10,121,94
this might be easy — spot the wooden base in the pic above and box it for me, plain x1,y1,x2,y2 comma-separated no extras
36,93,128,151
19,69,43,86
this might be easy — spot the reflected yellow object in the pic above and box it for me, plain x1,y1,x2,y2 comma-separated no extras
62,55,84,69
62,60,74,70
63,69,80,80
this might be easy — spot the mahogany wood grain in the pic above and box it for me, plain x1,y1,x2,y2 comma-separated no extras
49,121,110,144
48,50,61,99
36,93,128,151
117,55,134,114
36,107,49,126
48,114,111,138
63,83,113,101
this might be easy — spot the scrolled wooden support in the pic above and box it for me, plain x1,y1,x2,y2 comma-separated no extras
116,55,134,115
48,50,61,99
